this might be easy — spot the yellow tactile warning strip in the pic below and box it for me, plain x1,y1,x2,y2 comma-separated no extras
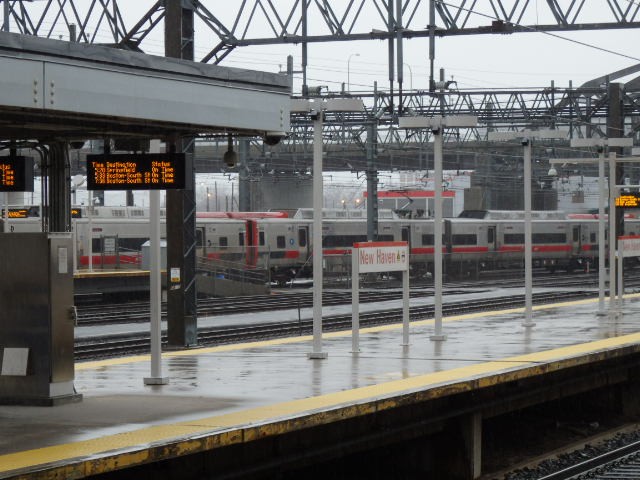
3,326,640,478
73,270,151,278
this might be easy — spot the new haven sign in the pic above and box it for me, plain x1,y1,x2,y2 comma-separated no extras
354,241,409,273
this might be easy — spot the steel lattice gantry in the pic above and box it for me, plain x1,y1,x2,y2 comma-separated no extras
5,1,640,61
4,1,639,164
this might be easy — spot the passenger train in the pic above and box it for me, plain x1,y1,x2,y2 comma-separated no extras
1,205,638,283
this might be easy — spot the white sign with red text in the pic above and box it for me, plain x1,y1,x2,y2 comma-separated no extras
354,241,409,273
351,241,410,352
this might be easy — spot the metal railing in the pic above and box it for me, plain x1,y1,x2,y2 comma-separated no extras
196,251,270,286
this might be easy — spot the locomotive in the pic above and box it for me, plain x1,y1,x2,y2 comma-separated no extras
1,205,638,283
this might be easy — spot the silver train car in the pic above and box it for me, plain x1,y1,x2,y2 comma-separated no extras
2,206,639,282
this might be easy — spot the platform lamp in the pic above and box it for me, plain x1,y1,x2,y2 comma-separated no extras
291,97,365,359
488,129,566,327
549,137,633,316
399,115,478,341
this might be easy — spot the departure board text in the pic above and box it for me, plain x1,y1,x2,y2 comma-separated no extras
0,156,34,192
616,194,640,208
86,153,189,190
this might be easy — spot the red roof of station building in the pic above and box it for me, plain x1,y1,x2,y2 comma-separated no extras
364,190,455,198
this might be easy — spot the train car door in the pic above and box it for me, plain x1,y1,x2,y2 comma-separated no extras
196,226,206,257
245,219,258,267
444,220,452,254
401,226,411,249
487,225,497,251
298,225,310,261
572,224,582,256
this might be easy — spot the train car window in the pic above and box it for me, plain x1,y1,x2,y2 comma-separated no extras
259,231,265,246
504,234,525,244
573,229,579,242
239,232,245,246
590,233,596,243
452,234,477,245
488,228,494,243
532,233,566,244
298,228,307,247
323,235,367,247
277,236,286,249
196,229,204,247
129,238,148,250
378,235,394,242
422,234,434,245
219,237,228,248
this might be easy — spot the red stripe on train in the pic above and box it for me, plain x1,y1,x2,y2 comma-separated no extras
79,254,140,266
498,245,572,253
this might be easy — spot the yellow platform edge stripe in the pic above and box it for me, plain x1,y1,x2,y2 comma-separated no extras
2,330,640,478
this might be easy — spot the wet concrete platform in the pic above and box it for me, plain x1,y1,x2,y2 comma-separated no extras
2,290,640,478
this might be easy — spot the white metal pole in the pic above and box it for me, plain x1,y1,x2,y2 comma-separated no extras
351,248,360,353
609,153,617,313
523,140,535,327
402,266,410,346
72,218,78,273
144,188,168,385
430,128,446,341
309,111,327,359
618,241,624,305
597,154,606,315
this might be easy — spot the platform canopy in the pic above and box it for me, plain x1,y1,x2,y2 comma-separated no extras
0,32,290,141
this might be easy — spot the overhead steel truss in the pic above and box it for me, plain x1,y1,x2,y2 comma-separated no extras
4,0,640,172
5,1,640,61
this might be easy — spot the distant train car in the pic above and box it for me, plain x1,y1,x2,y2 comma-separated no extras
4,205,640,282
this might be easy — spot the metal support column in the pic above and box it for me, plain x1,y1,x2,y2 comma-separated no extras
238,138,251,211
165,0,197,347
366,122,378,241
47,143,71,233
3,0,9,32
598,152,606,315
431,128,445,341
609,152,618,312
522,139,535,327
308,109,327,359
608,83,624,266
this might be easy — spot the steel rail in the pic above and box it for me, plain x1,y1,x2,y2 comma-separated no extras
537,440,640,480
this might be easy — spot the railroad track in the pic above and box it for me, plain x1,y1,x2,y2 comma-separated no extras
75,290,594,360
537,440,640,479
76,268,640,326
75,289,461,326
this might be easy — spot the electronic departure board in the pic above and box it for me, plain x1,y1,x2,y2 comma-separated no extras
0,156,34,192
86,153,190,191
616,194,640,208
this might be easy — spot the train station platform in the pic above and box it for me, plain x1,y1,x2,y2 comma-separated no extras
1,291,640,479
73,269,152,303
